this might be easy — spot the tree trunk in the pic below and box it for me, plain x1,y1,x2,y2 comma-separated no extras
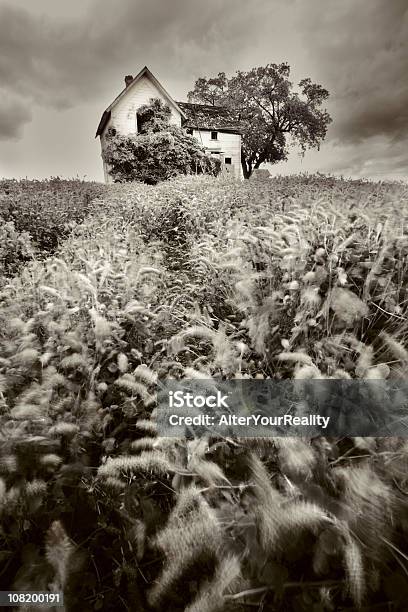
241,152,252,179
254,152,267,170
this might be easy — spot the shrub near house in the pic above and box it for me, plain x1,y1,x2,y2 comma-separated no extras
103,99,221,184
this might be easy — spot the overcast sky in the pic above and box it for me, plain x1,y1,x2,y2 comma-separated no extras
0,0,407,182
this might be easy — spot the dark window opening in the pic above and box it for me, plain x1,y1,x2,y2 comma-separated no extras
136,112,143,133
225,157,232,164
211,131,218,140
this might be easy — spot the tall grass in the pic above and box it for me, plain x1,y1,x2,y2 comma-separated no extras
0,174,407,611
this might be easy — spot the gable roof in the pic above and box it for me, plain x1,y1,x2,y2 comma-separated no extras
176,101,242,134
95,66,187,137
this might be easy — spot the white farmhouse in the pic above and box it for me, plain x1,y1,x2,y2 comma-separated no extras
96,66,242,182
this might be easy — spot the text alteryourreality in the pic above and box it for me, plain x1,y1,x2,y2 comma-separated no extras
168,414,331,429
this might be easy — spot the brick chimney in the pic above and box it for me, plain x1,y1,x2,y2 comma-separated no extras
125,75,133,87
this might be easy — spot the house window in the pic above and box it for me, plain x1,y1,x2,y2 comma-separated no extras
211,131,218,140
136,112,143,133
224,157,232,165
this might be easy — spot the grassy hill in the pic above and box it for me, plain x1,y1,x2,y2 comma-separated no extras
1,174,408,611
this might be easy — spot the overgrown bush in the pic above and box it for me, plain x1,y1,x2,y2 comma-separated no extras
103,98,221,184
1,174,408,611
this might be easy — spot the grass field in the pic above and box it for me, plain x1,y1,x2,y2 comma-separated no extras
1,173,408,611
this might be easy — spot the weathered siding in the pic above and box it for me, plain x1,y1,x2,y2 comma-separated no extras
192,129,242,178
109,76,182,135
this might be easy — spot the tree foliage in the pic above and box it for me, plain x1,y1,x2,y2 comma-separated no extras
103,98,221,184
188,63,332,178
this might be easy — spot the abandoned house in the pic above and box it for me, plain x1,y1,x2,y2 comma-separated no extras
95,66,242,182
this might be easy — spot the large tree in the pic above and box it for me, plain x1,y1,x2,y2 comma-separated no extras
188,63,332,179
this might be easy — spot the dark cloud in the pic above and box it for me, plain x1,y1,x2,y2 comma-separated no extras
0,0,264,107
323,137,408,181
0,0,268,140
0,0,290,143
0,91,31,140
298,0,408,144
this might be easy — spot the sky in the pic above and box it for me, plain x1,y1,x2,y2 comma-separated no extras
0,0,407,182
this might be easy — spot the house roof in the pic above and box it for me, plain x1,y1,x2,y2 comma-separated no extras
95,66,188,137
176,102,242,133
